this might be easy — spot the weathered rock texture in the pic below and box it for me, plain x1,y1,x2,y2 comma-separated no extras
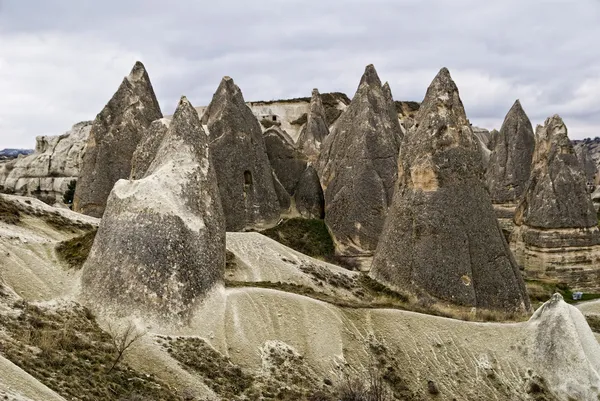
297,89,330,161
294,166,325,219
73,61,163,217
486,100,535,205
263,127,307,195
512,115,600,291
316,64,402,257
574,144,597,183
370,68,530,312
81,97,225,322
472,126,492,168
202,76,280,231
0,121,91,202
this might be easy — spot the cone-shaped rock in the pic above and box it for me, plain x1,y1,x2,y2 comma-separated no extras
73,61,163,217
575,144,597,183
370,68,530,312
486,100,535,204
512,116,600,290
263,126,307,195
297,89,330,161
81,97,225,322
316,64,402,256
202,77,280,231
382,82,404,143
294,166,325,219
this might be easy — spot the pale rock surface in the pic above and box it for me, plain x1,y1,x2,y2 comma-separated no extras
297,89,330,161
370,68,530,312
73,61,163,217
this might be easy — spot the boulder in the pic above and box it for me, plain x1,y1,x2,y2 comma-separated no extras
202,76,280,231
81,97,225,322
73,61,163,217
263,126,307,195
316,64,402,257
485,100,535,204
294,166,325,219
370,68,530,313
297,89,330,161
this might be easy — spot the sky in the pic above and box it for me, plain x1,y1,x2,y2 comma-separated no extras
0,0,599,148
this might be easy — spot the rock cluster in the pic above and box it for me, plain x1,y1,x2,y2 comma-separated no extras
202,77,280,231
370,68,530,312
74,61,163,217
317,64,402,257
297,89,330,161
81,97,225,321
512,115,600,290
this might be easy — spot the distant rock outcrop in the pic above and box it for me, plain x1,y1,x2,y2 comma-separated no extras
0,121,92,202
202,76,280,231
73,61,163,218
81,97,225,322
294,166,325,219
485,100,535,205
512,115,600,291
297,89,330,161
316,64,402,258
574,144,597,183
263,127,307,195
471,126,492,168
370,68,530,312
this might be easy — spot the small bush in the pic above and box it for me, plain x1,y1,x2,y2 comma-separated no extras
56,229,97,269
261,218,335,261
63,179,77,206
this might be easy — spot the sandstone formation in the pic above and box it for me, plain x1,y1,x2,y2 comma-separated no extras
294,166,325,219
73,61,163,217
202,76,280,231
296,89,330,161
81,97,225,321
263,126,307,195
512,115,600,291
0,121,91,202
370,68,530,312
317,64,402,257
486,100,535,205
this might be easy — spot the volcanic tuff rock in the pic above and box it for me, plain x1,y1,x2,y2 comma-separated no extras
202,76,280,231
471,126,492,168
81,97,225,322
263,126,307,195
316,64,402,257
486,100,535,204
512,115,600,290
370,68,530,312
297,89,330,161
73,61,163,218
0,121,91,201
574,144,597,183
294,166,325,219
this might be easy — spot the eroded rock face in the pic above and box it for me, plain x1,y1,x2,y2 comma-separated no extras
297,89,330,161
574,144,597,183
486,100,535,204
73,61,163,218
472,126,492,168
294,166,325,219
0,122,92,201
202,77,280,231
370,68,530,312
263,127,307,195
81,97,225,322
316,64,402,256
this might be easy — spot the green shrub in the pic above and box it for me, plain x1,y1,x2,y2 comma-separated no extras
261,218,335,260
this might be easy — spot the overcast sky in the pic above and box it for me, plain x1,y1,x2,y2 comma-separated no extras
0,0,598,148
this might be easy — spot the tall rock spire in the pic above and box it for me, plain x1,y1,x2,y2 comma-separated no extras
485,100,535,204
297,88,330,161
370,68,530,313
73,61,163,217
316,64,402,259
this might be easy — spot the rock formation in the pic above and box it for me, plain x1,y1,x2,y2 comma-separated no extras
370,68,530,312
73,61,163,217
0,121,91,202
512,115,600,290
294,166,325,219
263,127,307,195
485,100,535,205
297,89,330,161
316,64,402,257
471,126,492,168
202,76,280,231
575,144,597,183
81,97,225,321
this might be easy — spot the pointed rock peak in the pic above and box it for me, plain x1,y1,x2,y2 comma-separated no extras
311,88,320,97
172,96,197,120
416,67,467,127
382,82,393,100
127,61,148,82
507,99,526,116
359,64,382,88
539,114,570,145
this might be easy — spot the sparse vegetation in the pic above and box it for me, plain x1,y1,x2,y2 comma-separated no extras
55,229,97,269
0,194,21,224
261,218,335,261
63,179,77,206
525,279,600,307
585,315,600,333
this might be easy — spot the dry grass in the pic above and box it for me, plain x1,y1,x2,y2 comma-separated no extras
55,229,97,269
